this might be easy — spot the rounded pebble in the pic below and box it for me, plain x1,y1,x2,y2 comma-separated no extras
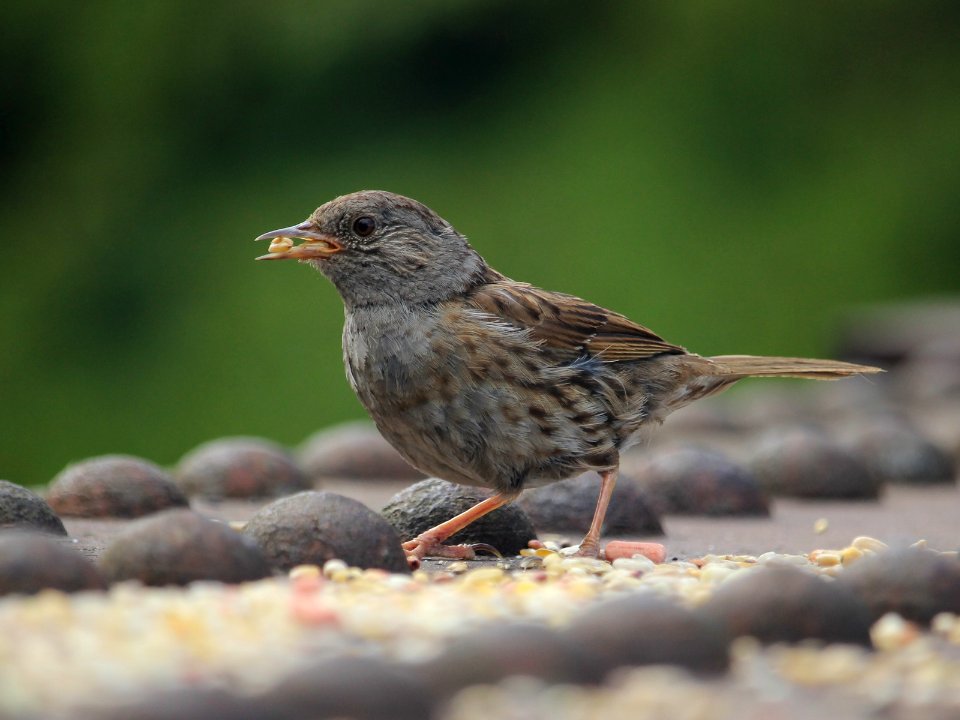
564,592,730,677
262,655,433,720
382,479,535,556
0,532,106,595
99,508,272,586
837,547,960,625
519,471,663,536
298,421,425,481
0,479,67,535
175,436,312,500
47,455,188,518
419,622,590,696
748,428,881,499
841,417,955,485
702,563,872,645
245,491,409,573
630,446,770,516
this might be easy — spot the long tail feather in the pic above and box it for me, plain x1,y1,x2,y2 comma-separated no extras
706,354,883,380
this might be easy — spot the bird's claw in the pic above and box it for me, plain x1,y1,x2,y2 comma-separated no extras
402,535,503,569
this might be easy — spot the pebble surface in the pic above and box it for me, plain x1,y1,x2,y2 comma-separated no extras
2,537,959,718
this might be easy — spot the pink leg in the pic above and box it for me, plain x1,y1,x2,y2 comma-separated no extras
402,493,514,567
576,467,618,558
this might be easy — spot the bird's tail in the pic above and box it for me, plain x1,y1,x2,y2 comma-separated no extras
704,354,883,381
662,354,883,414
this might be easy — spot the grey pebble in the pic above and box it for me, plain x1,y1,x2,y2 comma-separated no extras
0,479,67,535
99,508,271,586
245,490,409,572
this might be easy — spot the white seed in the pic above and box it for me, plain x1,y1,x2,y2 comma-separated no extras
813,517,829,534
851,536,888,553
322,558,348,578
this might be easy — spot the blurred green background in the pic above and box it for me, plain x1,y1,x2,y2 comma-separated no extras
2,1,959,486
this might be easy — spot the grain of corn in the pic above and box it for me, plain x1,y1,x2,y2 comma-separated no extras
268,237,294,253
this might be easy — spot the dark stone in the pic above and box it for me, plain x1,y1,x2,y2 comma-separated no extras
418,622,593,696
176,437,312,500
631,446,769,516
298,421,425,481
0,479,67,535
263,655,433,720
244,491,409,573
520,471,663,535
748,428,881,499
0,532,106,595
702,563,873,645
837,548,960,625
382,478,535,555
47,455,188,518
99,509,271,586
564,592,730,677
841,418,955,485
90,658,433,720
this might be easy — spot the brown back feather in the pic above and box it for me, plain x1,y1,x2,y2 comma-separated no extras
468,280,687,362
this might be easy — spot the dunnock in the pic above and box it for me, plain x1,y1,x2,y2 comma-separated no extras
256,191,881,565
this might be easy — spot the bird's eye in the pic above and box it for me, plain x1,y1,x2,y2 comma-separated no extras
352,215,376,237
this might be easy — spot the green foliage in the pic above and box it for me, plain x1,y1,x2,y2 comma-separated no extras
2,1,959,484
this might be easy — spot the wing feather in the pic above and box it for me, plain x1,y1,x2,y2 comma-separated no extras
468,281,686,362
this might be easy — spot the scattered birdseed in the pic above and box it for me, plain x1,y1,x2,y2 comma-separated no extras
1,539,958,717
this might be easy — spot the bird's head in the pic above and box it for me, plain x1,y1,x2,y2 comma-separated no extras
256,190,487,308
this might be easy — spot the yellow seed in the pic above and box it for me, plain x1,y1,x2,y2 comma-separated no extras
813,518,829,534
269,237,294,253
460,567,505,586
851,536,888,553
815,551,842,567
840,546,864,565
447,561,469,574
289,564,321,581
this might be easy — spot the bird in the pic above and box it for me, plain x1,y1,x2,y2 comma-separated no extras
256,190,882,567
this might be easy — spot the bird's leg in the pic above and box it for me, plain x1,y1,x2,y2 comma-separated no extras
402,492,516,568
576,467,618,558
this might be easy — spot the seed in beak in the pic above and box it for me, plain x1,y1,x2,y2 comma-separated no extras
268,237,294,253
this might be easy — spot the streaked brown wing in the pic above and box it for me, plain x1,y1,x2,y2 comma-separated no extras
468,281,686,362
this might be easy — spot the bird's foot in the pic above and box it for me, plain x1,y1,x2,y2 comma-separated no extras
402,535,502,570
573,535,602,559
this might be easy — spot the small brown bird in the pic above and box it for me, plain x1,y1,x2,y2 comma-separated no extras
256,191,881,566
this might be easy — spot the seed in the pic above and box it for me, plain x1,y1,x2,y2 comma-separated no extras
289,564,321,581
322,558,348,578
840,547,864,565
851,536,888,553
814,551,841,567
460,567,505,587
813,518,829,534
870,612,919,651
269,237,294,253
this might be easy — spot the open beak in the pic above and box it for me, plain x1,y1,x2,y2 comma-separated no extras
254,220,342,261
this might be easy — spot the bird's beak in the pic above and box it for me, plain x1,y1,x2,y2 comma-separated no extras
254,221,343,261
